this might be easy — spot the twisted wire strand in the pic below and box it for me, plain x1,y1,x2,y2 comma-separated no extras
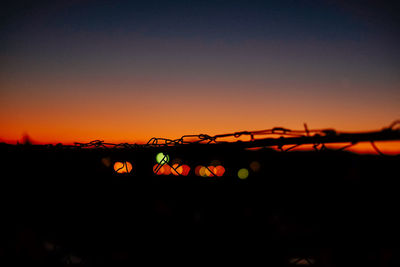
68,120,400,156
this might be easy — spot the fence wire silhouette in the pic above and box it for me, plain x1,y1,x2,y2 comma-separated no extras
71,120,400,150
43,120,399,180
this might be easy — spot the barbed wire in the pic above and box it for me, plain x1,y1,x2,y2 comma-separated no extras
145,126,339,147
67,120,400,156
72,127,338,148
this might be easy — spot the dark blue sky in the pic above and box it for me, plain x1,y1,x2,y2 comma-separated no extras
1,0,399,142
2,1,399,41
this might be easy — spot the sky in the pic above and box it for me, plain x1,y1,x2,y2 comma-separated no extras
0,0,399,150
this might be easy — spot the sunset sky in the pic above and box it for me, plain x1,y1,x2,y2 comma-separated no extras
1,0,399,147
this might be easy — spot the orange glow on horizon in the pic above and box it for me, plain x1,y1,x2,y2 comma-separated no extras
1,76,399,147
272,141,400,155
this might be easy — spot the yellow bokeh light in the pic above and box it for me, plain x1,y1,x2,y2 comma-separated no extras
199,166,207,177
238,168,249,179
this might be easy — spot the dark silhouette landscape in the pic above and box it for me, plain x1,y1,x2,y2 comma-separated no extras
1,134,399,266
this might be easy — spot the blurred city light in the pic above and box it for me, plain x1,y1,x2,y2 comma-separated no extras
156,152,169,164
153,164,164,175
153,164,171,175
101,157,112,167
181,165,191,176
194,165,225,177
249,161,261,172
195,165,202,176
199,166,207,177
205,166,215,177
238,168,249,179
113,161,133,174
163,165,171,175
171,163,183,176
215,165,225,177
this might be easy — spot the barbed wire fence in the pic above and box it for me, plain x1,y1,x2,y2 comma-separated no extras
68,120,400,177
72,120,400,150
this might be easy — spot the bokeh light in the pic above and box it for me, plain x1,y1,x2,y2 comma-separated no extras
238,168,249,179
195,165,225,177
181,165,191,176
195,165,202,176
153,164,164,175
114,161,133,174
171,163,183,176
153,164,171,175
215,165,226,177
101,157,112,167
249,161,261,172
205,166,215,177
156,152,170,164
199,166,207,177
163,165,171,175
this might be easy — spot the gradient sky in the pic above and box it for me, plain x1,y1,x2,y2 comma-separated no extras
1,0,399,145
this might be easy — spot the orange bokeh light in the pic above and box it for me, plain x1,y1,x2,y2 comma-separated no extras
194,165,225,177
153,164,164,175
205,166,216,177
114,161,133,174
163,165,171,175
153,164,172,175
171,163,183,176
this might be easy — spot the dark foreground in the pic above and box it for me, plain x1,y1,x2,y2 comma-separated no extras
0,143,399,266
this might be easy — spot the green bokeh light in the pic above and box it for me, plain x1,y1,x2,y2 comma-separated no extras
156,152,170,164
